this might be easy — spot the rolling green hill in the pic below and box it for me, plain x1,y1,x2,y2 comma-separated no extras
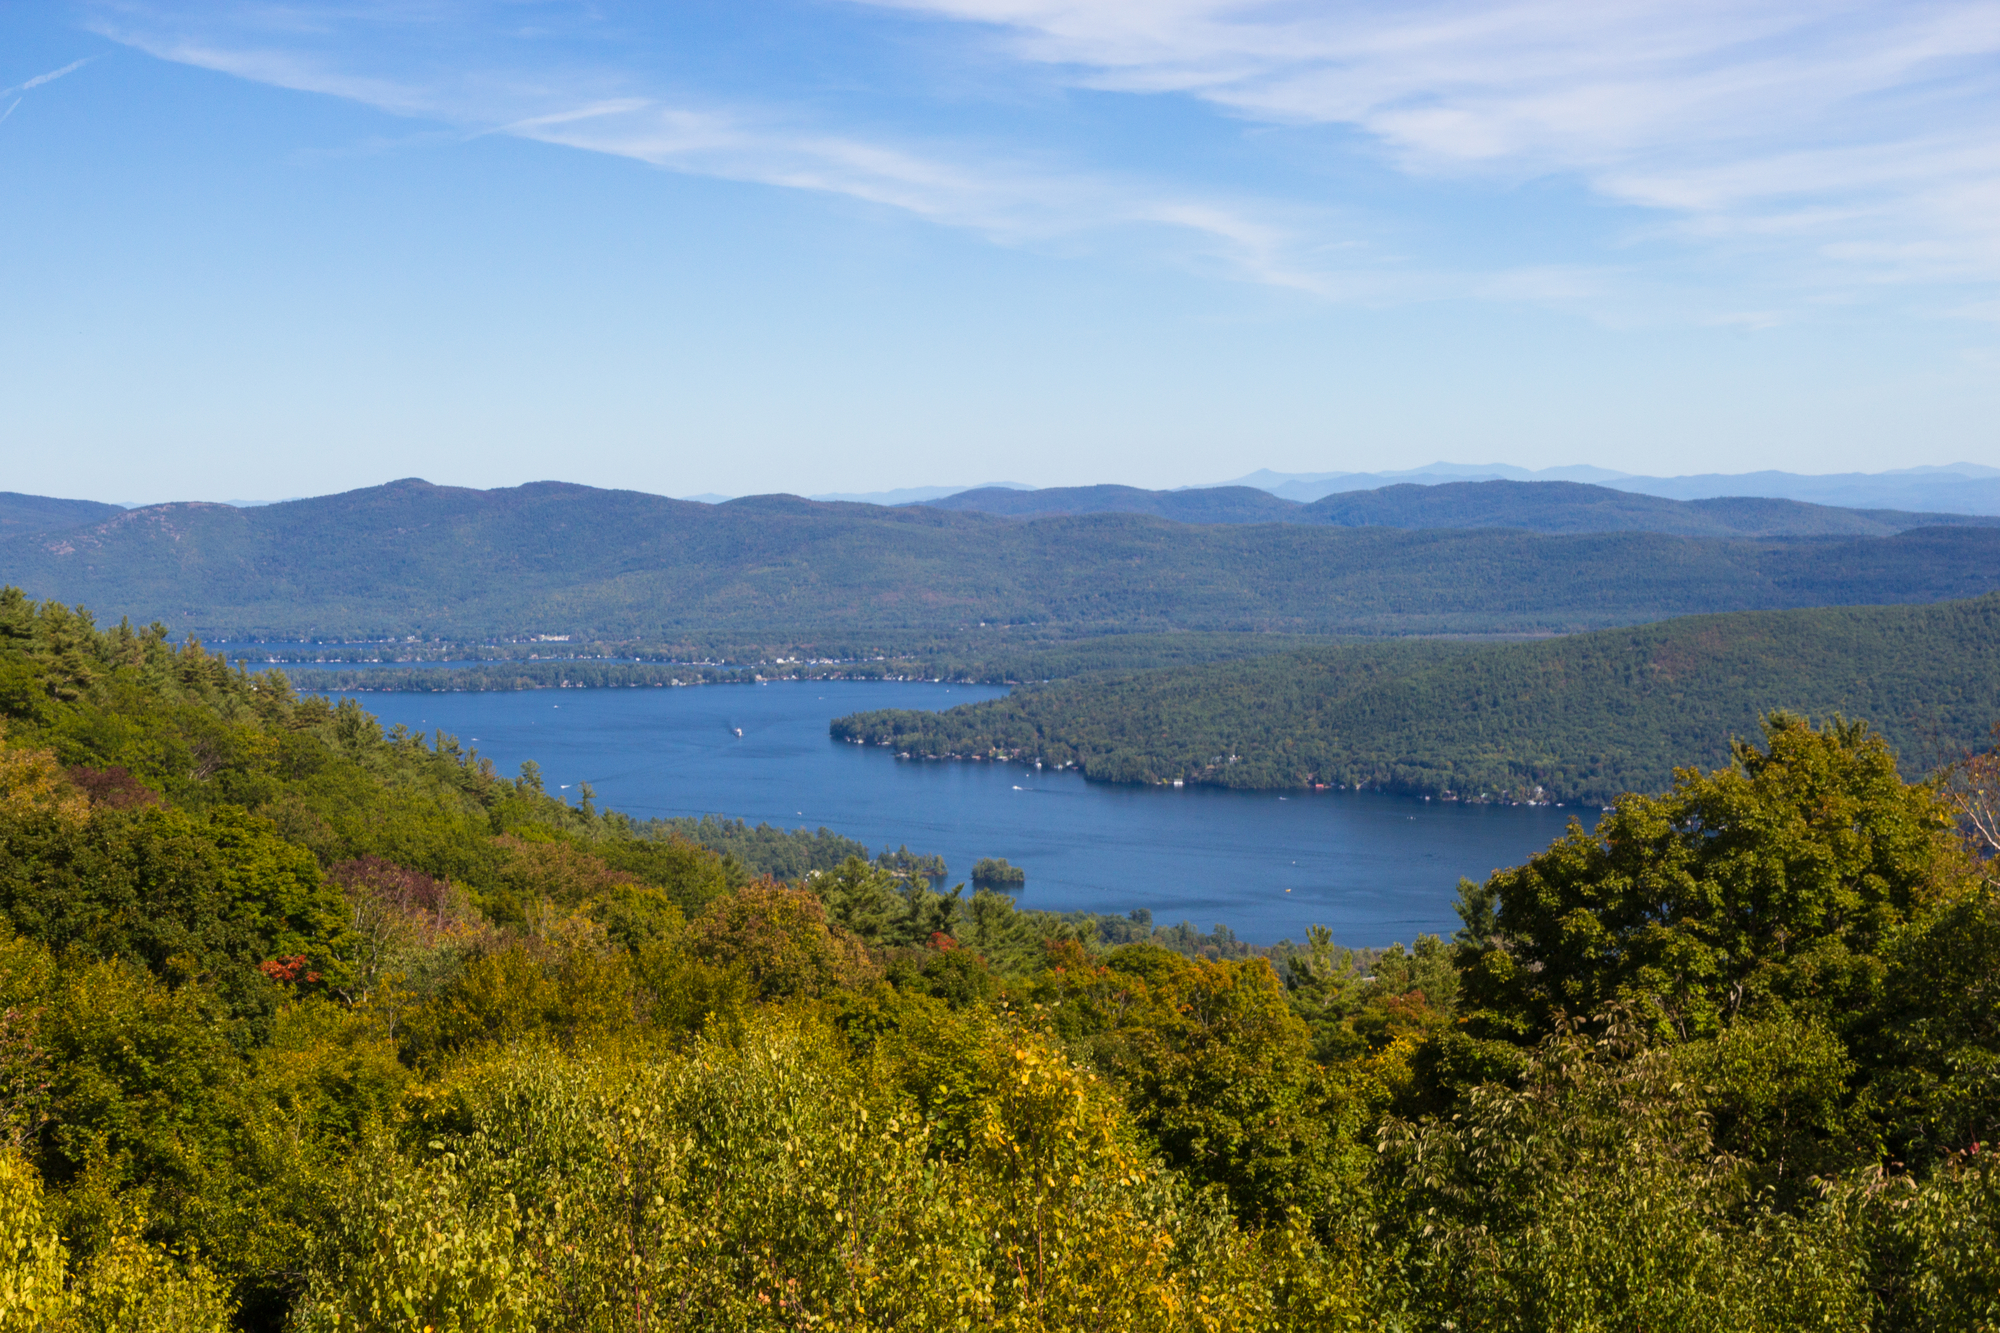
830,593,2000,804
3,479,1998,644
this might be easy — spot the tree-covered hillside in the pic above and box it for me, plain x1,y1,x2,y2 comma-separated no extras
2,586,1997,1329
832,593,2000,804
3,478,1999,642
0,492,123,540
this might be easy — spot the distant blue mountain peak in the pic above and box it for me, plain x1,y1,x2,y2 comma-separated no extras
809,483,1033,505
1215,462,2000,515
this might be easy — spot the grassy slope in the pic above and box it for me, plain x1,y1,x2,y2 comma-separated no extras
4,479,1999,642
831,593,2000,804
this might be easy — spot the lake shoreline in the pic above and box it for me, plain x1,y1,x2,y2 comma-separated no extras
326,679,1577,947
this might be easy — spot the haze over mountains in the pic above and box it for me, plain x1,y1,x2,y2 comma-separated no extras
923,480,2000,537
25,461,1997,519
925,485,1302,526
0,492,125,539
1,477,1997,644
1215,462,2000,513
799,462,2000,516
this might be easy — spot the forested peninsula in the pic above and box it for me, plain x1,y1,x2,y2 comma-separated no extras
3,585,1999,1329
832,592,2000,804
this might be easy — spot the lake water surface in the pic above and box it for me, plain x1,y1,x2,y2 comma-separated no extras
328,680,1579,946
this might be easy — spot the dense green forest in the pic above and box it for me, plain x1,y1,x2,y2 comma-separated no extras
636,815,873,879
4,479,1998,643
1,587,1997,1329
633,816,944,885
0,493,123,540
832,593,2000,804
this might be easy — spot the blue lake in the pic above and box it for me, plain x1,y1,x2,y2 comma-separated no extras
323,680,1580,946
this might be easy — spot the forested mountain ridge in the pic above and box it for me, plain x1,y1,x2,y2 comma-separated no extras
1225,461,2000,512
1293,479,2000,536
0,491,124,539
4,477,1999,643
832,592,2000,804
929,477,2000,535
2,586,1998,1327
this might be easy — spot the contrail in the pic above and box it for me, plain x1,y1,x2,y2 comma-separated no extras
1,56,95,99
0,99,19,127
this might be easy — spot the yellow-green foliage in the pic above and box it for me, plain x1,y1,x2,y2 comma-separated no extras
0,1146,69,1327
1868,1151,2000,1332
1382,1014,1874,1331
297,1011,1315,1331
0,726,89,830
0,1146,234,1333
5,589,2000,1331
1032,941,1380,1229
681,883,878,998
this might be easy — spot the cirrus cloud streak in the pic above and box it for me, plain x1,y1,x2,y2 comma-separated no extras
85,2,1373,298
854,0,2000,288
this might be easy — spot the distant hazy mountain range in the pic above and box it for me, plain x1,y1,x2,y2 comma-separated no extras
59,461,2000,515
1221,463,1632,502
923,479,2000,538
732,462,2000,516
1214,461,2000,513
807,483,1032,505
926,485,1301,525
1,478,1996,643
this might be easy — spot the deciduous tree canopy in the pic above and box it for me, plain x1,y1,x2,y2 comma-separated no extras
0,586,1995,1330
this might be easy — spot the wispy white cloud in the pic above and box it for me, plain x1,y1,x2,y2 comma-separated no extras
496,98,1373,295
854,0,2000,289
76,1,2000,317
84,2,1347,296
0,54,99,131
2,55,97,99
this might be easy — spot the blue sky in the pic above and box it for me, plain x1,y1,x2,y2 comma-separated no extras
3,1,1997,502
